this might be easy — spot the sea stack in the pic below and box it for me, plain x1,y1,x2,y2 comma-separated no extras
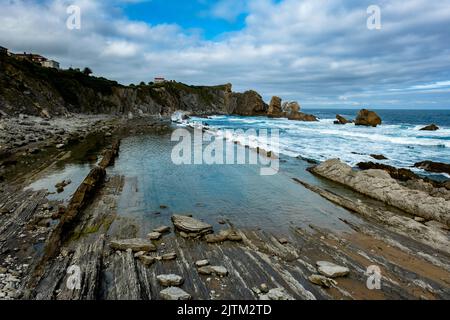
267,96,284,118
354,109,382,127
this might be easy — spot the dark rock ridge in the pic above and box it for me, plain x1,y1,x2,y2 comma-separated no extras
414,161,450,175
420,124,439,131
312,159,450,226
0,54,266,117
354,109,382,127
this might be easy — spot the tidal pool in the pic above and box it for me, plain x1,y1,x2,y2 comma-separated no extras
109,131,364,233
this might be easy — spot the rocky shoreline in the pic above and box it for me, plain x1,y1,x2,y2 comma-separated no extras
0,115,449,300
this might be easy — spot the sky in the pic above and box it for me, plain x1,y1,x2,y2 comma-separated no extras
0,0,450,109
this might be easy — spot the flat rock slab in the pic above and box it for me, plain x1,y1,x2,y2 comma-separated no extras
153,226,170,233
316,261,350,278
171,215,213,234
147,232,162,240
198,265,228,276
308,274,337,288
195,259,209,267
161,252,177,260
260,288,294,300
205,229,242,243
160,287,191,300
110,238,156,252
157,274,184,287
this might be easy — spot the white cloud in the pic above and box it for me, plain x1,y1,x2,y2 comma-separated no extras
0,0,450,108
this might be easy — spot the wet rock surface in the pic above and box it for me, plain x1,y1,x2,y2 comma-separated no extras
314,159,450,226
110,238,157,252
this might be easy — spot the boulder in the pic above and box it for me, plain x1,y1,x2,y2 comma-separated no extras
335,114,350,125
171,215,213,236
354,109,382,127
110,239,156,252
420,124,439,131
160,287,191,300
316,261,350,278
414,161,450,175
157,274,184,287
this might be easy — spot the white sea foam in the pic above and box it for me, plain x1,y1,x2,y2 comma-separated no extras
186,116,450,174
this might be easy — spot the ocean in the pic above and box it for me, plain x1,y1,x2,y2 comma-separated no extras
189,109,450,177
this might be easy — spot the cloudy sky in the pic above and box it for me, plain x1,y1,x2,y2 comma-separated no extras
1,0,450,109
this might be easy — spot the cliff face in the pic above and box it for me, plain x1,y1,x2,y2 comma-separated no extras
0,54,267,117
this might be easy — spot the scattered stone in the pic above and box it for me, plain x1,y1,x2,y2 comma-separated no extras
308,274,337,288
278,237,289,244
157,274,184,287
420,124,439,131
197,266,228,277
414,216,426,223
55,143,65,149
147,232,162,240
110,238,156,252
260,288,293,300
195,259,210,267
316,261,350,278
139,255,156,266
171,215,213,237
252,287,261,295
153,226,170,233
161,252,177,261
260,283,269,294
218,219,226,225
205,229,242,243
160,205,168,209
160,287,191,300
